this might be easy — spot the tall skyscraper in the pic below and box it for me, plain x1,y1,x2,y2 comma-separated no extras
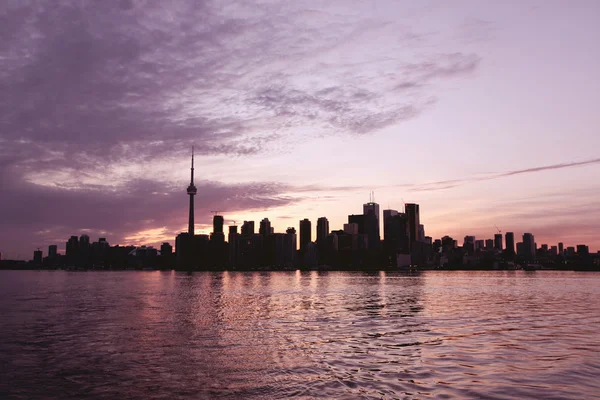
505,232,515,254
285,227,297,264
383,211,410,256
228,225,238,266
241,221,255,235
80,234,90,247
211,215,225,243
363,200,380,248
316,217,329,244
299,219,311,251
187,147,197,235
558,242,564,255
382,209,398,237
494,234,503,251
405,203,420,244
66,235,78,263
33,249,42,264
213,215,224,234
48,245,57,258
523,233,536,261
259,218,272,236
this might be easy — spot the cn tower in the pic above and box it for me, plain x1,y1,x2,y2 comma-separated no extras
187,146,197,235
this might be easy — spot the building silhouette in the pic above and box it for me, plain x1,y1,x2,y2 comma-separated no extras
33,249,42,264
241,221,255,235
259,218,272,236
299,218,312,252
211,215,225,242
505,232,515,254
348,214,365,235
494,233,503,251
405,203,421,246
316,217,329,244
160,242,172,256
363,200,380,248
523,233,536,261
383,209,410,265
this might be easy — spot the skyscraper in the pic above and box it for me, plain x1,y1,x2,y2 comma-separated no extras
211,215,225,243
284,227,297,265
494,233,503,251
66,235,79,264
523,233,536,261
463,236,476,254
213,215,224,234
187,147,197,235
382,209,398,238
48,245,57,258
259,218,272,236
228,225,238,266
299,218,311,251
363,200,380,248
348,214,365,234
505,232,515,254
80,234,90,247
383,211,410,256
160,242,173,256
33,249,42,264
241,221,255,235
316,217,329,244
405,203,420,245
558,242,564,255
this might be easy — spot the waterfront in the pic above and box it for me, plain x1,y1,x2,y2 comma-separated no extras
1,270,599,399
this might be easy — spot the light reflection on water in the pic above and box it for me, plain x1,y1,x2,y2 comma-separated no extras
1,270,599,399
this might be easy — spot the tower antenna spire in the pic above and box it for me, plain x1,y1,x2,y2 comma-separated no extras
190,145,195,185
187,146,198,235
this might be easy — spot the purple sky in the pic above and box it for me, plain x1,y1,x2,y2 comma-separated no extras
1,0,599,259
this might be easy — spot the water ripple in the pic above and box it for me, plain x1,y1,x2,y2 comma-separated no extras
0,270,599,399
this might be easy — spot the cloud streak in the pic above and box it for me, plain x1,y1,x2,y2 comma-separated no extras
409,158,600,192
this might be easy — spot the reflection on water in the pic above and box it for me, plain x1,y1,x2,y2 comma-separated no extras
0,270,599,399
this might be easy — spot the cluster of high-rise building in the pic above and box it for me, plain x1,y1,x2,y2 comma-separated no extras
173,199,430,269
3,151,598,271
22,235,174,270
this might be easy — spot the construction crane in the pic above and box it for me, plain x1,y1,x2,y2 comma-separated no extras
210,210,222,215
494,225,501,234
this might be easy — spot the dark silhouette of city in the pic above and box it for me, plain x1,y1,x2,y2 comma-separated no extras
1,150,598,272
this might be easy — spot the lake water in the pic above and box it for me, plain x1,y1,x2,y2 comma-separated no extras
0,270,599,399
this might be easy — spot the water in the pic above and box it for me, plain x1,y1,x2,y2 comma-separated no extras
1,270,599,399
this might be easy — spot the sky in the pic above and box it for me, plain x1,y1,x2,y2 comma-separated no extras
1,0,599,259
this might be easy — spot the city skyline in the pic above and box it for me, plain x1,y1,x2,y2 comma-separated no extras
1,1,600,259
2,146,600,258
4,149,596,269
